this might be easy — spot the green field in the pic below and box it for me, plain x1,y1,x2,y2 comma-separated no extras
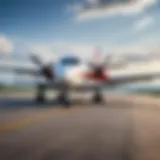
135,90,160,98
0,86,34,93
0,86,160,98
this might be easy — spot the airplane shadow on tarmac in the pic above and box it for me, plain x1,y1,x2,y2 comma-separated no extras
1,96,157,111
0,97,61,110
0,97,110,110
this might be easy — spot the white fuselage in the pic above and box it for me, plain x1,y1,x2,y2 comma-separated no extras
42,56,108,90
54,63,90,86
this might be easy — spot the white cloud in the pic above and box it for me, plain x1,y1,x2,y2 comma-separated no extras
30,45,55,64
0,35,14,55
75,0,158,22
112,43,160,58
133,16,154,31
108,44,160,67
30,42,160,65
31,45,53,55
30,43,101,64
55,43,95,60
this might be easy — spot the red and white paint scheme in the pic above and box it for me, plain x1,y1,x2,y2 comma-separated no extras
0,48,160,105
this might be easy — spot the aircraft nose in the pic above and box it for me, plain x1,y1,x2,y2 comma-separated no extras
66,67,85,85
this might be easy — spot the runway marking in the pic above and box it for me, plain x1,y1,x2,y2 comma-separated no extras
0,108,77,134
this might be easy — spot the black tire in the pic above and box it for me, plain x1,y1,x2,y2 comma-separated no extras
35,95,45,103
35,84,46,103
92,92,103,104
57,93,71,108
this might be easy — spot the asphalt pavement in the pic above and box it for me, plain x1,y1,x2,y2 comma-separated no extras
0,93,160,160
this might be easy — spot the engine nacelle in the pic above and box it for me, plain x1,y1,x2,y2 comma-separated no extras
85,65,109,82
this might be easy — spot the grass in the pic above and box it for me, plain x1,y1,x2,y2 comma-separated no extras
0,86,160,98
0,86,34,93
136,91,160,98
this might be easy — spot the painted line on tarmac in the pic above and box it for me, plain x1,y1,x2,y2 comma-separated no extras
0,108,77,134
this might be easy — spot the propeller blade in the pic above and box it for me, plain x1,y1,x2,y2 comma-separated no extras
92,47,102,65
103,53,113,66
30,54,43,67
30,53,54,80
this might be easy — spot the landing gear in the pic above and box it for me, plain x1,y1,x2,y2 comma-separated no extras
92,90,104,104
35,84,46,102
57,90,71,108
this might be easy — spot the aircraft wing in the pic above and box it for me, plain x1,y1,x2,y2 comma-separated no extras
0,63,40,76
44,71,160,91
107,71,160,87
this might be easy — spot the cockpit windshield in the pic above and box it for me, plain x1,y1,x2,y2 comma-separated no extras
60,56,80,66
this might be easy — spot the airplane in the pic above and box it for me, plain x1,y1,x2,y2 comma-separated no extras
0,49,160,107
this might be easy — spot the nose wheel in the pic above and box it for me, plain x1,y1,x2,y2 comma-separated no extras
57,91,71,108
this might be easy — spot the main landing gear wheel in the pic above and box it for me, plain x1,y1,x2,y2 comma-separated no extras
57,92,71,108
92,92,104,104
35,84,46,103
36,95,45,102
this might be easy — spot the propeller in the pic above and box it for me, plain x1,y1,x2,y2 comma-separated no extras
30,54,44,67
30,53,54,80
103,53,113,67
88,48,112,80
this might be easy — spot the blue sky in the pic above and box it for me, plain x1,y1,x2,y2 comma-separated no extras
0,0,160,59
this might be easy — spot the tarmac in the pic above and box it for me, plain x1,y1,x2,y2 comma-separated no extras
0,92,160,160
